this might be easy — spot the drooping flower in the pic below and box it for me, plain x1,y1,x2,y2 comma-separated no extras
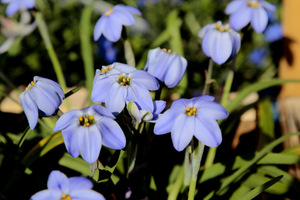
19,76,64,130
198,21,241,65
92,64,159,115
97,35,119,63
93,4,141,42
154,95,228,151
144,47,187,88
264,23,283,43
248,47,269,67
126,100,166,125
0,9,36,54
225,0,276,33
53,105,126,164
1,0,35,16
30,170,105,200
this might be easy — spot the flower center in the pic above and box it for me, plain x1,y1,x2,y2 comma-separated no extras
118,75,130,86
248,0,259,8
101,66,111,74
25,81,35,91
162,48,172,53
61,194,71,200
105,8,113,16
215,22,230,32
186,107,197,116
79,115,95,127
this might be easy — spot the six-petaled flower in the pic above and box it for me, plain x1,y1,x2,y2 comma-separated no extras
154,95,228,151
93,4,141,42
92,63,159,115
53,105,126,164
19,76,64,130
30,170,105,200
198,21,241,65
1,0,35,16
225,0,276,33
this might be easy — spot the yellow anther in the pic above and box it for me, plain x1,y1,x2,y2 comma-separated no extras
105,12,110,16
109,8,113,12
61,194,71,200
248,0,259,7
119,75,123,79
126,77,130,81
31,81,35,85
216,23,221,28
101,69,106,73
89,116,94,120
84,122,90,127
187,112,192,116
162,48,167,52
192,108,197,112
78,116,83,121
106,66,111,70
105,8,113,16
120,82,124,85
220,27,225,32
186,107,191,111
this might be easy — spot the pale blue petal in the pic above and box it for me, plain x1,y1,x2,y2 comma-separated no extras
91,76,116,103
62,123,80,158
164,54,187,88
70,189,105,200
201,29,214,57
194,117,222,147
213,31,232,64
230,30,241,55
96,117,126,149
105,82,127,114
94,16,107,41
229,6,252,31
154,109,180,135
144,48,162,71
197,102,228,120
198,23,215,38
6,1,20,16
114,5,141,15
171,114,194,151
260,0,276,12
69,177,93,190
47,170,69,194
251,7,268,33
103,17,122,42
171,98,191,112
153,100,166,116
23,0,35,8
78,126,102,164
113,62,136,73
53,110,82,131
110,8,135,26
19,91,38,130
30,190,61,200
145,49,170,81
192,95,215,102
127,84,153,111
92,105,115,119
130,70,159,90
35,77,64,100
225,0,246,14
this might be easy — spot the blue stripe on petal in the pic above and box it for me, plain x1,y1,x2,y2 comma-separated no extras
211,31,232,65
105,82,127,114
61,123,80,158
251,6,268,33
154,109,179,135
164,54,187,88
171,114,194,151
130,70,159,90
91,76,116,103
96,117,126,149
78,126,102,164
201,29,214,57
103,18,122,42
92,105,115,119
127,84,153,111
47,170,69,193
111,9,135,26
197,102,229,120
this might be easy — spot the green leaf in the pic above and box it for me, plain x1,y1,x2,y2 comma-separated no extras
239,175,283,200
59,153,91,176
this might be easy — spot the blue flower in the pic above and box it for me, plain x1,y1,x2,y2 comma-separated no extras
53,105,126,164
127,100,166,124
30,170,105,200
154,95,228,151
92,64,159,115
1,0,35,16
264,23,283,43
97,36,119,63
144,47,187,88
19,76,64,130
93,4,141,42
248,47,269,67
225,0,276,33
199,21,241,65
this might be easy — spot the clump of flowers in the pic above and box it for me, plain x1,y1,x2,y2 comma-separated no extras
154,95,228,151
93,4,141,42
19,76,64,130
53,105,126,164
30,170,105,200
198,21,241,65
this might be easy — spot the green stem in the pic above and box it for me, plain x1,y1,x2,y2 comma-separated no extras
17,126,30,148
35,12,67,92
202,59,214,95
168,165,185,200
187,142,205,200
122,28,136,67
220,70,234,106
80,3,94,103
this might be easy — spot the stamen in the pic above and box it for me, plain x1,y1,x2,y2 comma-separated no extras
61,194,71,200
186,107,191,111
119,75,123,79
101,69,106,73
105,8,114,16
162,48,167,52
118,74,130,86
248,0,259,7
79,115,95,127
186,106,197,116
79,116,83,121
31,81,35,85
